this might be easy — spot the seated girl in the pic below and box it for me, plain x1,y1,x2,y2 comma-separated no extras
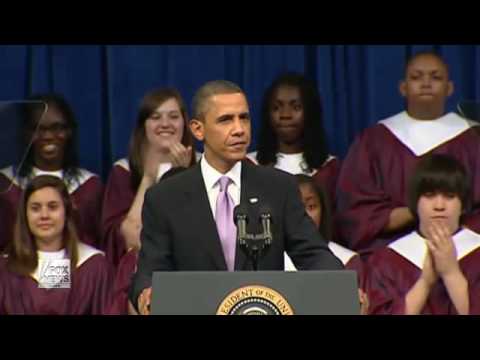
0,175,113,315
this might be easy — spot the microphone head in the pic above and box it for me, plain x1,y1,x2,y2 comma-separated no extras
258,204,273,216
233,203,249,222
258,204,273,224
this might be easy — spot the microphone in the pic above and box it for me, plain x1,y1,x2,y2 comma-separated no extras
259,205,273,246
233,203,274,271
233,204,249,244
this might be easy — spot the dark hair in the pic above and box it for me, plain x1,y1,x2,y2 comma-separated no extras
19,93,80,184
295,174,333,241
192,80,245,121
7,175,79,276
407,154,470,219
256,72,329,172
128,88,196,190
404,51,449,77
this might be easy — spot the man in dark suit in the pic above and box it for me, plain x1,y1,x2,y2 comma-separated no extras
130,80,343,314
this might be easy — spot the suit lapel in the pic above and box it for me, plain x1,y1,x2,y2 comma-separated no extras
184,165,227,270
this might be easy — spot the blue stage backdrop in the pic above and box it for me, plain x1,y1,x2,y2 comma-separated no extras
0,45,478,180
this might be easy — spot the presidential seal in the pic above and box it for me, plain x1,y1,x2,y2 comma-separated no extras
216,285,294,315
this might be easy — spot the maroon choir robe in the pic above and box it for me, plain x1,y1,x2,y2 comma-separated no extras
312,157,341,213
101,155,201,267
0,167,104,251
101,159,135,267
0,243,114,315
284,241,367,290
107,249,138,315
335,112,480,254
366,228,480,315
247,152,341,214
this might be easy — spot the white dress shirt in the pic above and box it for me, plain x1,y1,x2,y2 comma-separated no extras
200,157,241,219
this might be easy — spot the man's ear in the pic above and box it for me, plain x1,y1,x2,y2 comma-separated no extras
189,119,205,142
399,80,407,98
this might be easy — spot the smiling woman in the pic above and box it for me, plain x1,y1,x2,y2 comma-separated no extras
101,88,199,267
0,175,113,315
27,186,66,251
0,93,104,253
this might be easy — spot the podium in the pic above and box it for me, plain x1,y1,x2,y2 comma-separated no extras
151,270,360,315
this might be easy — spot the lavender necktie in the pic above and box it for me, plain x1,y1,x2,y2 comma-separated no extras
215,176,236,271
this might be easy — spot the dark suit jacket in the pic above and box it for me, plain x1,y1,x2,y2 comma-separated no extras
130,160,343,304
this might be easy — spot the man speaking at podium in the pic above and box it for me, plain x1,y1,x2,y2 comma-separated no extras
130,80,343,315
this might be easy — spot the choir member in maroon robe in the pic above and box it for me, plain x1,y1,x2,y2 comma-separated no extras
107,166,188,315
0,94,104,251
247,72,340,212
0,175,113,315
335,51,480,255
101,88,198,267
106,248,138,315
367,154,480,315
284,174,369,314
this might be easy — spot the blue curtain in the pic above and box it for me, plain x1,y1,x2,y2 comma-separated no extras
0,45,478,180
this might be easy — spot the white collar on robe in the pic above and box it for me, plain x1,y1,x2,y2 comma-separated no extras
245,152,259,165
284,241,357,271
115,158,172,180
284,252,297,271
388,228,480,269
76,243,104,267
276,152,310,175
31,243,104,282
114,152,203,177
327,241,358,265
0,166,96,194
114,158,130,172
117,157,172,179
378,111,477,156
246,151,336,176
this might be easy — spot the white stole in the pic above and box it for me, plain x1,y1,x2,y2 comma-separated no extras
379,111,476,156
388,228,480,269
0,166,96,194
31,243,104,282
284,241,357,271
